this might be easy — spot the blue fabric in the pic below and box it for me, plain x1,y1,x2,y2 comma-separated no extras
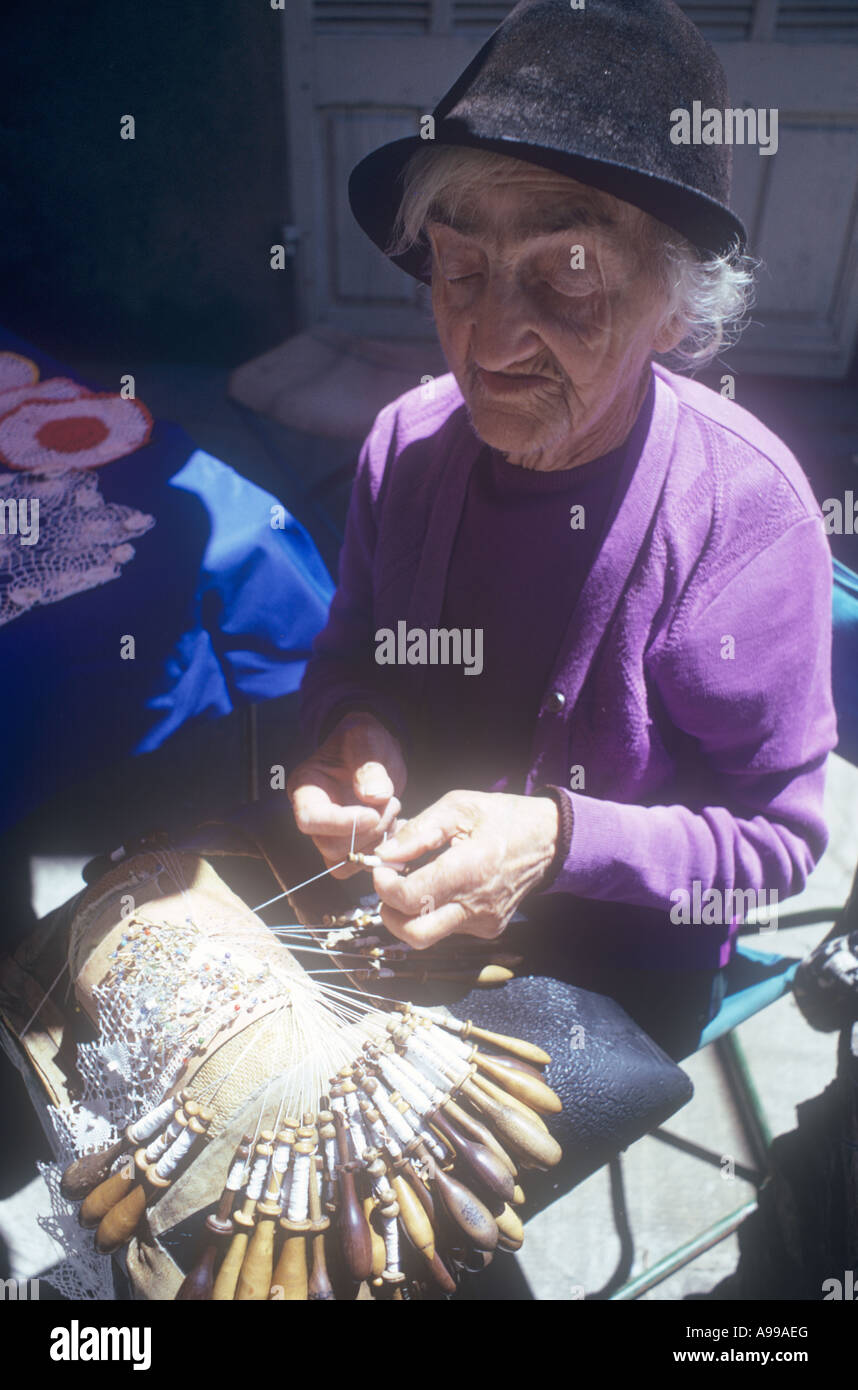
0,326,334,833
139,449,333,751
833,557,858,768
697,943,799,1047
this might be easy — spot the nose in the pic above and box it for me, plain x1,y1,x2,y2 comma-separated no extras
469,273,544,373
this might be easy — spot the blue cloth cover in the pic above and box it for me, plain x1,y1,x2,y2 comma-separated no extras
0,327,333,833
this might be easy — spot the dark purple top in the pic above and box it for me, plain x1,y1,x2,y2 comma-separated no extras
410,382,654,805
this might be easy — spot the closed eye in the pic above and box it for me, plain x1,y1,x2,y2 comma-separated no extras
541,276,599,298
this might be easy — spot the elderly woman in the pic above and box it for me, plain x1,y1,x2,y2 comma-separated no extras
287,0,837,1059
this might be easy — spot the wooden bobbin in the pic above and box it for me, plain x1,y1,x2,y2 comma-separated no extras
471,1071,552,1134
459,1077,561,1171
176,1135,255,1301
426,1014,552,1069
464,1021,551,1068
95,1105,213,1256
238,1127,297,1302
428,1106,515,1205
147,1112,207,1190
135,1105,189,1174
412,1141,498,1254
307,1156,334,1302
79,1169,135,1229
213,1135,273,1300
62,1089,193,1203
495,1203,525,1251
270,1125,316,1301
94,1181,148,1254
317,1107,337,1213
472,1051,562,1116
363,1193,386,1282
212,1229,250,1301
233,1135,275,1228
206,1134,254,1237
389,1166,435,1262
270,1230,309,1302
333,1110,373,1285
62,1135,130,1204
388,1158,460,1296
441,1097,518,1177
377,1196,404,1289
80,1098,195,1240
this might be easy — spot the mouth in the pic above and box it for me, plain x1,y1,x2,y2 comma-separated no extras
475,368,555,396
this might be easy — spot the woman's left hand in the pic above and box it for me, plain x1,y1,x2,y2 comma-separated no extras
371,790,559,948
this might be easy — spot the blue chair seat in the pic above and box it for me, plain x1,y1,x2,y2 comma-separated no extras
698,942,800,1048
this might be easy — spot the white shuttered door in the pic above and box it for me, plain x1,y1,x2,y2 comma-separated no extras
281,0,858,376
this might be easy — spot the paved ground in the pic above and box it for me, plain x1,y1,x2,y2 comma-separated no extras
519,751,858,1300
1,348,856,1298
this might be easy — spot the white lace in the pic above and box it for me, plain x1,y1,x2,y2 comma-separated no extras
0,468,154,626
18,980,179,1299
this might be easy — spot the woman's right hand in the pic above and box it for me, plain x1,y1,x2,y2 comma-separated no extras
287,711,407,877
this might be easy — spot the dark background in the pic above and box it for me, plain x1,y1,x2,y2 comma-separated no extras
0,0,295,364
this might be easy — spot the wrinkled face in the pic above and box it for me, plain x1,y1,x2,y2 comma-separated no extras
426,166,679,469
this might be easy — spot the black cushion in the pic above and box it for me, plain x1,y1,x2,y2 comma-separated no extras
451,974,694,1214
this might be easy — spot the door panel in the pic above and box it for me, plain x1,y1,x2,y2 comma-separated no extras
281,0,858,375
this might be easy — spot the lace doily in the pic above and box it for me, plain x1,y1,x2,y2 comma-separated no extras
0,469,154,626
0,355,157,627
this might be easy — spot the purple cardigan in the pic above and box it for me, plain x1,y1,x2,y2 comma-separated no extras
300,365,837,969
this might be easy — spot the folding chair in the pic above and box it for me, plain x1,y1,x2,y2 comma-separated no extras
611,558,858,1299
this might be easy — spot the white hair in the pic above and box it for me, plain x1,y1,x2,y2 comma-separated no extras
387,145,757,372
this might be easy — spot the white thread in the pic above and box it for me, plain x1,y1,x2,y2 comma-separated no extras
377,1055,434,1115
370,1170,396,1205
323,1136,337,1185
364,1110,402,1163
366,1084,415,1147
126,1095,177,1144
382,1216,400,1275
246,1152,270,1202
424,1021,472,1061
153,1124,197,1179
287,1152,311,1223
251,860,347,914
400,1041,456,1092
406,1032,468,1086
19,960,69,1037
226,1156,248,1192
272,1142,292,1175
143,1117,182,1163
279,1162,294,1215
343,1090,368,1160
394,1053,447,1108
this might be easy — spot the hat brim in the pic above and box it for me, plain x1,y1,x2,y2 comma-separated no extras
348,127,747,282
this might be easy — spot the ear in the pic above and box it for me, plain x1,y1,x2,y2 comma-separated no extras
652,313,684,354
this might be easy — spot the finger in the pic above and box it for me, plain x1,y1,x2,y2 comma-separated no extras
352,759,394,806
373,839,476,917
312,798,401,866
375,799,460,868
379,899,468,950
291,785,381,839
312,834,356,862
373,797,402,837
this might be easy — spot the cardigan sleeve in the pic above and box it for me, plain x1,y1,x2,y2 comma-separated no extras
298,419,413,755
538,514,838,909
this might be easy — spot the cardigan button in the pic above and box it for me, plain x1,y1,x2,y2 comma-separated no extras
546,690,566,713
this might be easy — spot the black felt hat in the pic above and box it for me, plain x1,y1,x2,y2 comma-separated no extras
348,0,747,281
